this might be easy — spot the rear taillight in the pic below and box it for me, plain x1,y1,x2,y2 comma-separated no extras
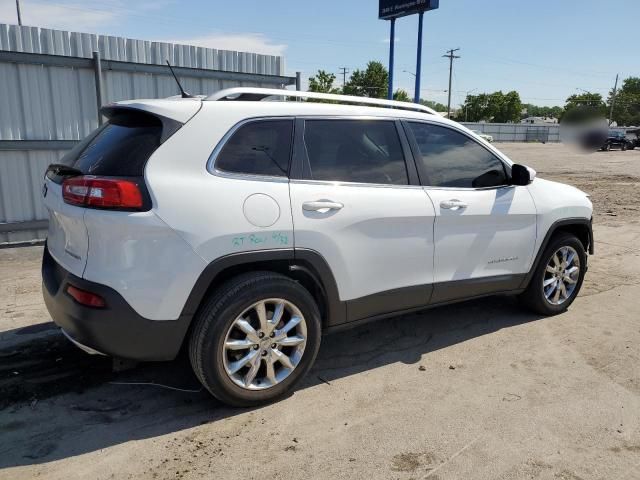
62,176,143,209
66,285,106,308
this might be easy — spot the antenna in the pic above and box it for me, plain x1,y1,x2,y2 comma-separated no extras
165,60,193,98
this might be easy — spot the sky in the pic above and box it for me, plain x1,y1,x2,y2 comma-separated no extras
0,0,638,107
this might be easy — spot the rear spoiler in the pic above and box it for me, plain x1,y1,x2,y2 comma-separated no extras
100,105,190,143
101,98,202,123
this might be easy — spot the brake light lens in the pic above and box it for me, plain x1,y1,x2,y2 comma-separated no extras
66,285,106,308
62,176,143,209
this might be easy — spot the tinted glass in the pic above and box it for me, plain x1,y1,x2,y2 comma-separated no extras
408,122,507,188
304,120,408,185
59,111,164,176
216,120,293,176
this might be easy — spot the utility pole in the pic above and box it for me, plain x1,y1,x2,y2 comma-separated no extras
16,0,22,26
443,48,460,118
339,67,349,89
608,73,619,126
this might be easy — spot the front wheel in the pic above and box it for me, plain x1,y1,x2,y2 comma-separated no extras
519,233,587,315
189,272,321,407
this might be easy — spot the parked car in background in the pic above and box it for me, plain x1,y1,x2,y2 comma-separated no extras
601,130,633,151
625,128,639,150
471,129,494,143
41,88,593,406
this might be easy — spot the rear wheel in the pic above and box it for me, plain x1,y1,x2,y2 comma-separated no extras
189,272,321,407
519,233,587,315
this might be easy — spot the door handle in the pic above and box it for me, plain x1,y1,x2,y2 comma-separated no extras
302,200,344,213
440,199,468,211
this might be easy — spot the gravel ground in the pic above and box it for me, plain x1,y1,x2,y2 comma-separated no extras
1,143,639,480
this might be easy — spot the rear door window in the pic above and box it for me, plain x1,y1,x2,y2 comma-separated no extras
303,120,408,185
214,119,293,177
57,111,166,177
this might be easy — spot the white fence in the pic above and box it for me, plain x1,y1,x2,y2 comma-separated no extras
460,122,561,143
0,23,296,244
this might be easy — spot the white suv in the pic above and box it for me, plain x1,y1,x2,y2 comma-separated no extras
42,88,593,406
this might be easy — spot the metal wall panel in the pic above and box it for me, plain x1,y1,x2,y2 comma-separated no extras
0,24,293,242
461,122,560,143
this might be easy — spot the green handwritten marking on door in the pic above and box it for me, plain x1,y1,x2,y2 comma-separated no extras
272,233,289,245
249,234,267,245
231,232,289,248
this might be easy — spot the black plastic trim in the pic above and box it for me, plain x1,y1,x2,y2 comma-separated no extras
180,248,346,326
326,275,526,334
519,217,593,289
431,274,526,304
347,283,431,322
394,119,421,186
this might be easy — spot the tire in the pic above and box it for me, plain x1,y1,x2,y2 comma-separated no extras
189,271,321,407
519,233,587,316
622,144,627,151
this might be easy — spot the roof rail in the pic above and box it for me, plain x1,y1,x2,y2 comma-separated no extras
205,87,438,115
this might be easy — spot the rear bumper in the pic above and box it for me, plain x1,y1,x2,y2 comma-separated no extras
42,245,191,361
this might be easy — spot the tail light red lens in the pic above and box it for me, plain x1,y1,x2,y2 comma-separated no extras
62,176,143,209
66,285,106,308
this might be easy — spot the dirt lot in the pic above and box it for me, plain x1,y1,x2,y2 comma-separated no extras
1,143,639,480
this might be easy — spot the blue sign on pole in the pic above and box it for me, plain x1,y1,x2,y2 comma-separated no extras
379,0,439,20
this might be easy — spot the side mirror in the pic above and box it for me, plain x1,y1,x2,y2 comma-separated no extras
511,164,535,186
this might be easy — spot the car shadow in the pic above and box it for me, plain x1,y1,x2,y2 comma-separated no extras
0,295,544,469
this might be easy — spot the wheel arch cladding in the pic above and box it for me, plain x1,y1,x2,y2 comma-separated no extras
520,217,593,289
554,222,593,255
180,249,345,332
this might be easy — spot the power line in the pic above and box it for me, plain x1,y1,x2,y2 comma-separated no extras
443,48,460,118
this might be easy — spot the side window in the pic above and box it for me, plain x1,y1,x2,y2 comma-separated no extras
408,122,508,188
304,120,408,185
215,119,293,177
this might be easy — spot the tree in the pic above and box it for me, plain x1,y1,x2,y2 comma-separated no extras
393,89,411,102
421,99,447,112
460,90,522,122
343,61,388,99
523,104,563,119
494,91,523,123
560,92,606,124
308,70,340,95
609,77,640,126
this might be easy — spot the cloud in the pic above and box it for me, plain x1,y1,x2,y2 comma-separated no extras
165,33,287,56
0,1,119,30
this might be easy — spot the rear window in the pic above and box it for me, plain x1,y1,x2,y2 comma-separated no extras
214,119,293,177
57,111,166,177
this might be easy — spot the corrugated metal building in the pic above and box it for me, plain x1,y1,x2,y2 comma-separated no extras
0,23,296,244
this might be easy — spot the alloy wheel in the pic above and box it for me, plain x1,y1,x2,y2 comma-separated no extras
542,246,580,305
222,298,307,390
